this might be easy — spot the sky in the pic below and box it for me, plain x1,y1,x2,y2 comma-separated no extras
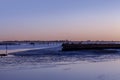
0,0,120,41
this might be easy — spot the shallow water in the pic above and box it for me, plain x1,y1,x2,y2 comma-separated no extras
0,44,61,54
1,46,120,80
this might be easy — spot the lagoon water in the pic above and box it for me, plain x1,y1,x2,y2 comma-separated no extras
0,44,120,80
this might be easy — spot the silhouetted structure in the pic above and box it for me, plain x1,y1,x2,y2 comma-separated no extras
62,42,120,51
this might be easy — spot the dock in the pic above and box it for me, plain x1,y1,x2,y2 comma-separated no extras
62,41,120,51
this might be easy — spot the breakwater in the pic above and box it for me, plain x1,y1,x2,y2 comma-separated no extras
62,42,120,51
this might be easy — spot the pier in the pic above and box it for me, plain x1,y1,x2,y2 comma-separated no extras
62,41,120,51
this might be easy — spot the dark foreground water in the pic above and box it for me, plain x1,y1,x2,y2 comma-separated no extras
1,47,120,80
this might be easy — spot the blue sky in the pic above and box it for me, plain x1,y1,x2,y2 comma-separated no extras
0,0,120,41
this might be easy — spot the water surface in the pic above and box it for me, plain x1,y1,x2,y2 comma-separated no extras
0,46,120,80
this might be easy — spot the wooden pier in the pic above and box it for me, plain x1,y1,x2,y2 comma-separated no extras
62,42,120,51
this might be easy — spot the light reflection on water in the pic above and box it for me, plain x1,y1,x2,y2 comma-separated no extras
1,49,120,80
0,52,120,70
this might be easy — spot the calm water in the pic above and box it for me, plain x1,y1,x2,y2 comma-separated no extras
1,46,120,80
0,44,61,54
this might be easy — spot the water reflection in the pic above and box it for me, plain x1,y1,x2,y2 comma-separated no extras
1,49,120,80
1,49,120,71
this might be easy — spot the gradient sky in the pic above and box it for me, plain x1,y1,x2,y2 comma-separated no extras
0,0,120,41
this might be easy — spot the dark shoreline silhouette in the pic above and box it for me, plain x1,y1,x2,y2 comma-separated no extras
62,42,120,51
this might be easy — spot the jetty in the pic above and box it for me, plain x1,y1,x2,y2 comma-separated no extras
62,41,120,51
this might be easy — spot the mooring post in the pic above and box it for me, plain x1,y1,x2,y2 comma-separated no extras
5,43,8,55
